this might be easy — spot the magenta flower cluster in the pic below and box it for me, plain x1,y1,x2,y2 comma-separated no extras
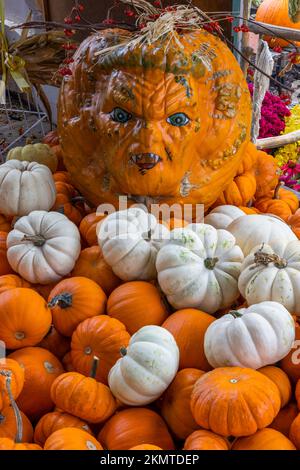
248,84,291,139
280,161,300,191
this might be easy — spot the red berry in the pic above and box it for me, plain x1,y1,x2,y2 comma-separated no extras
124,9,135,17
103,18,115,25
64,29,75,37
241,24,249,32
64,17,72,24
74,15,81,22
233,26,241,33
77,3,84,11
153,0,161,6
226,16,234,23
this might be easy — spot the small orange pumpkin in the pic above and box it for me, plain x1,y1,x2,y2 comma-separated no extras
0,358,24,409
38,325,70,359
280,319,300,383
44,427,103,451
287,209,300,239
216,171,257,207
0,232,14,276
48,277,107,337
0,274,30,295
130,444,163,450
258,366,292,408
0,406,33,442
79,212,106,246
62,351,74,372
232,428,296,450
53,171,71,184
289,413,300,449
0,438,42,450
255,183,299,221
183,430,229,451
52,181,85,225
254,149,279,198
270,403,299,437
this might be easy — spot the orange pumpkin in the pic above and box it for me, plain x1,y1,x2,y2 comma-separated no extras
289,413,300,449
58,26,252,212
52,181,85,225
0,274,30,295
254,149,279,198
0,438,42,450
53,171,71,184
0,214,11,232
215,171,257,207
256,0,300,48
71,315,130,385
183,430,229,450
0,406,33,442
33,283,57,301
162,309,214,371
50,362,116,424
232,428,296,450
258,366,292,408
0,358,24,409
294,379,300,410
62,351,74,372
191,367,281,437
98,408,175,450
38,325,70,359
130,444,163,450
107,281,169,335
280,319,300,383
255,184,299,221
34,411,93,447
160,368,205,440
48,277,107,337
44,427,103,450
239,206,260,215
0,232,14,276
79,213,105,247
0,288,52,350
71,246,121,296
270,403,299,437
8,347,64,421
287,209,300,239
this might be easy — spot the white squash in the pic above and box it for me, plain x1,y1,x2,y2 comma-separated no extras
238,241,300,314
0,160,56,216
7,210,81,284
108,325,179,406
156,223,244,314
228,214,297,256
204,301,295,369
98,207,169,281
204,205,245,230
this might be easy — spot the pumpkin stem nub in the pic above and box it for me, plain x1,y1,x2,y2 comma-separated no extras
0,370,23,443
90,356,100,379
22,234,46,247
273,181,284,200
252,246,288,269
204,257,219,270
48,293,73,309
229,310,243,319
120,347,127,357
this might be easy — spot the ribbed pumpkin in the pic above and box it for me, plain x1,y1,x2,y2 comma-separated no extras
0,438,42,450
7,143,58,173
52,181,85,225
162,309,214,371
34,410,93,447
53,171,71,184
107,281,169,335
183,430,229,451
38,325,70,360
79,213,106,246
58,24,251,212
258,366,292,408
44,427,103,451
280,319,300,383
255,184,299,221
98,408,175,450
0,232,14,276
8,347,64,421
0,406,33,442
62,351,74,372
270,403,299,437
130,444,163,450
287,209,300,239
48,277,107,337
0,275,30,295
71,247,121,296
0,358,24,410
254,149,279,199
232,428,296,451
289,413,300,449
160,368,205,440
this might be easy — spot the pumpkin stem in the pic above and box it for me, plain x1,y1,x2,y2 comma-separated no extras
204,257,219,270
71,196,85,204
247,199,253,208
48,293,73,309
90,356,99,379
0,370,23,443
22,234,46,247
120,347,127,357
252,245,288,269
229,310,243,318
273,182,284,200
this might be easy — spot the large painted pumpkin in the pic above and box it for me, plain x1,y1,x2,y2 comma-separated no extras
58,24,251,211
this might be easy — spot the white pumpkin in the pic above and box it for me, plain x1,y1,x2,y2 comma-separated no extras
0,160,56,216
238,241,300,314
108,325,179,406
98,207,169,281
228,214,297,256
204,205,245,230
204,301,295,369
156,223,244,314
7,210,81,284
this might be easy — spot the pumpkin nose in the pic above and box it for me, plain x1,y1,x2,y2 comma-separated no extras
130,153,162,171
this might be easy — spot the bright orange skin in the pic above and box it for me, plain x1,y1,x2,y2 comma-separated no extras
0,232,13,276
287,209,300,239
0,358,24,409
71,247,121,296
270,403,299,437
0,406,33,442
289,413,300,449
53,171,71,184
71,315,130,385
79,212,106,246
0,288,52,350
162,309,215,371
191,367,281,437
160,368,205,440
239,206,260,215
98,408,175,450
34,411,93,447
0,274,30,295
0,438,42,450
254,149,279,198
232,428,296,451
255,188,299,221
59,28,251,211
8,347,64,421
107,281,169,335
130,444,163,450
280,320,300,383
50,372,116,423
256,0,300,48
38,325,70,359
258,366,292,408
52,181,85,225
48,277,107,337
183,430,229,451
44,427,103,450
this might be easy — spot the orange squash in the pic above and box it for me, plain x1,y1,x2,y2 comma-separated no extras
254,149,279,198
232,428,296,450
71,246,121,296
258,366,292,408
0,438,42,450
33,283,57,301
0,232,14,276
9,347,64,421
52,181,85,225
98,408,175,450
130,444,163,450
289,413,300,449
162,309,214,371
280,319,300,383
215,171,257,207
0,214,11,232
38,325,70,359
62,351,74,372
0,406,33,442
255,183,299,221
107,281,169,335
270,403,299,437
287,209,300,239
0,274,30,295
0,358,24,410
53,171,71,184
160,368,205,440
183,430,229,450
44,427,103,450
79,212,105,246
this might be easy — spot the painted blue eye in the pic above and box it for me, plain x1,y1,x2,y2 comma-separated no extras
167,113,190,127
111,107,132,123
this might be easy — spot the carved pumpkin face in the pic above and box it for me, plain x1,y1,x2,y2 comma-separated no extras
59,28,251,210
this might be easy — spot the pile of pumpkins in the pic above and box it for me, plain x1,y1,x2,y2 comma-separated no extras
1,138,300,450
